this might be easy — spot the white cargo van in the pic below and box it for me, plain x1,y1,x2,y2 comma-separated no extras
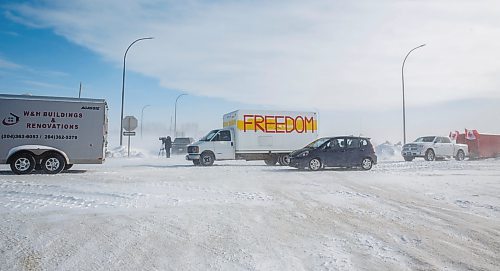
0,94,108,174
186,110,318,166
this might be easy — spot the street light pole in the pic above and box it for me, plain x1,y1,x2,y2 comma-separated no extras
119,37,154,146
174,94,188,138
402,43,426,145
140,104,151,140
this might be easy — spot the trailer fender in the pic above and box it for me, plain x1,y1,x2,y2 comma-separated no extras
7,145,70,164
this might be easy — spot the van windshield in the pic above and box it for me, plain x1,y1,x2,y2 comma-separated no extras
200,130,219,141
305,138,330,149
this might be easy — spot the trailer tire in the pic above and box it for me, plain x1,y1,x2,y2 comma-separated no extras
10,152,36,175
41,153,66,174
455,150,465,161
264,155,278,166
278,154,291,166
200,152,215,167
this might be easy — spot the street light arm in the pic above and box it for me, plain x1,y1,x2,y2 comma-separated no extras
174,94,188,138
119,37,154,146
401,43,426,145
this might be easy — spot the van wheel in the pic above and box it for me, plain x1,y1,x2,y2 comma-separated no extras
308,158,322,171
455,150,465,161
424,149,435,161
10,153,36,175
41,153,66,174
278,154,291,166
200,152,215,166
192,159,200,166
361,158,373,170
264,155,278,166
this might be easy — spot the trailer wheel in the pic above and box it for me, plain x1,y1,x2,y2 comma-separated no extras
424,149,435,161
455,150,465,161
41,153,66,174
264,155,278,166
278,154,291,166
10,152,36,175
308,158,322,171
200,152,215,166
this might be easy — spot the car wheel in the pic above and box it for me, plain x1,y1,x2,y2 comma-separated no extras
361,158,373,170
41,153,66,174
403,156,414,162
192,159,201,166
424,149,435,161
200,152,215,166
278,154,291,166
264,155,278,166
10,153,36,175
455,150,465,161
308,158,322,171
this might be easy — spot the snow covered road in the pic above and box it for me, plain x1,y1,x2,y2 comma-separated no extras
1,157,499,270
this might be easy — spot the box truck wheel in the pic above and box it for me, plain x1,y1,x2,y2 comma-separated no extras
264,155,278,166
10,152,36,175
41,153,66,174
278,154,291,166
200,152,215,166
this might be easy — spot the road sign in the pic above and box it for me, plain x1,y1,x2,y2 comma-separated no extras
123,131,136,136
122,116,138,131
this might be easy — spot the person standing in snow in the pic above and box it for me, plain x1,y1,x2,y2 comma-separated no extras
165,136,172,158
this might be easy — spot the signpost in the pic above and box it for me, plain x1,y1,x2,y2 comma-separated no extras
122,116,138,157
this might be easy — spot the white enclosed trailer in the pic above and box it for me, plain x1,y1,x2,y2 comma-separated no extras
186,110,318,166
0,94,108,174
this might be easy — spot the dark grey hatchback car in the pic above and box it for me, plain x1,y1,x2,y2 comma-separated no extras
289,136,377,171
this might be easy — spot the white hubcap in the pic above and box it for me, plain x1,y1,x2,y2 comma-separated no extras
45,158,60,171
15,158,31,171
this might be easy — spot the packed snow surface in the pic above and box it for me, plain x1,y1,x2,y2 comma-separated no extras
1,157,499,270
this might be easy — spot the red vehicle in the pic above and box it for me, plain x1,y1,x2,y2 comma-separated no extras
455,130,500,159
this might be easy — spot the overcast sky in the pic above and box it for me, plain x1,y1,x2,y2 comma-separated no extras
1,0,499,145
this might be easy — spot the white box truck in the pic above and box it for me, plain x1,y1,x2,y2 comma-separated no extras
186,110,318,166
0,94,108,174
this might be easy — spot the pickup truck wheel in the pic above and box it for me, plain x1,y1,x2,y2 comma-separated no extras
404,156,414,162
192,159,200,166
455,150,465,161
278,155,291,166
200,152,215,166
41,153,66,174
424,149,435,161
361,158,373,170
10,153,36,175
308,158,322,171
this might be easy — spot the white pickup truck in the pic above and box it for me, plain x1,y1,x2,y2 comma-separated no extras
402,136,468,162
